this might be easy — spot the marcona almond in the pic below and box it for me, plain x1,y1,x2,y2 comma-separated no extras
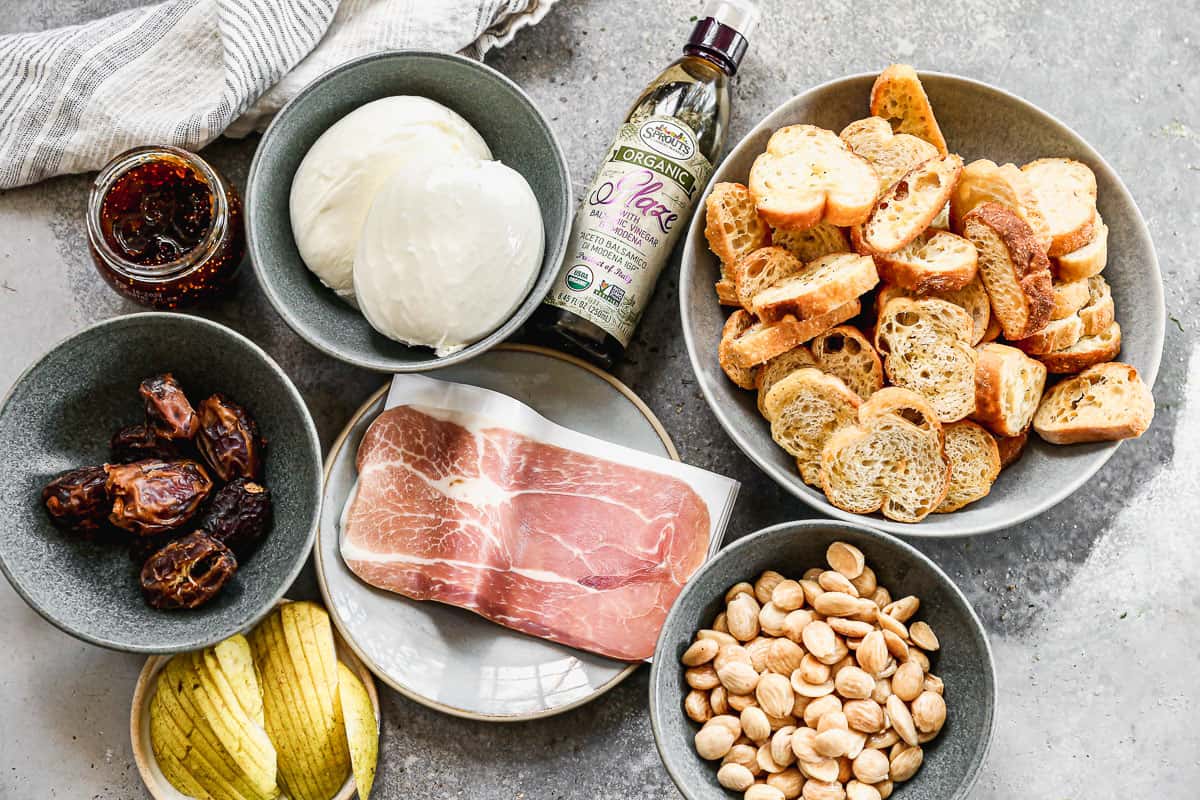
791,674,836,698
713,612,729,633
911,691,946,733
826,541,866,579
828,617,874,639
723,743,760,773
747,636,774,672
908,621,940,651
716,644,754,672
682,638,719,666
817,635,849,668
767,767,805,799
834,666,876,700
716,762,755,792
891,661,923,702
813,591,862,617
843,699,885,733
883,596,919,623
728,596,761,641
870,677,892,705
870,587,891,608
924,674,944,695
881,629,909,660
814,728,854,758
791,694,811,717
845,780,881,800
729,692,758,712
791,725,823,763
686,664,721,690
799,758,840,783
799,579,825,606
802,621,838,661
747,784,787,800
917,730,940,744
856,631,889,676
726,581,756,603
710,685,730,714
803,695,843,728
844,730,867,760
885,695,918,746
852,748,890,784
876,779,894,799
865,729,899,750
766,712,798,730
742,705,772,743
837,757,854,783
888,744,923,782
818,570,859,597
685,689,713,722
906,648,930,673
767,638,806,676
756,570,787,604
771,726,798,767
802,778,846,800
829,654,855,678
699,628,737,648
695,723,737,759
783,609,816,642
760,602,791,636
758,673,796,718
799,653,832,684
773,579,806,611
758,742,786,774
816,710,849,732
850,566,877,598
719,662,761,695
708,714,742,738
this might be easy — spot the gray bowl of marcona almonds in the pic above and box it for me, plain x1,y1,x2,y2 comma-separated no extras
649,520,995,800
680,65,1164,537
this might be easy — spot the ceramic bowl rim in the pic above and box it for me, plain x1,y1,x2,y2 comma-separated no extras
245,49,573,373
0,312,323,653
648,518,998,800
678,70,1165,537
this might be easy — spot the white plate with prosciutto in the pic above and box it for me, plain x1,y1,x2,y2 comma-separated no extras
314,345,738,720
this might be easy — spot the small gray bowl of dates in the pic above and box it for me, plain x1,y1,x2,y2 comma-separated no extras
649,519,996,800
0,312,321,653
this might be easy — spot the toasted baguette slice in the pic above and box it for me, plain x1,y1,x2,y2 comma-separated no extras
811,325,885,399
751,253,878,321
763,368,862,485
860,154,964,254
1033,362,1153,444
756,345,818,417
876,275,991,346
715,278,740,306
963,202,1054,340
950,159,1053,254
875,297,978,422
726,300,862,368
971,343,1048,437
995,430,1029,469
1014,313,1084,355
981,312,1003,343
1050,277,1091,320
1021,159,1098,256
1080,275,1115,335
718,310,761,389
839,116,940,192
858,386,943,444
871,229,978,293
1036,320,1122,374
731,246,807,308
935,421,1001,513
772,223,851,262
705,182,772,268
749,125,879,230
820,390,951,523
869,65,948,155
1053,214,1107,281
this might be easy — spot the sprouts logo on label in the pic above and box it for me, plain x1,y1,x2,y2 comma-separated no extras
564,264,593,291
638,119,697,160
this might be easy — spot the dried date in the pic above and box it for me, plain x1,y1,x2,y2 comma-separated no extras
42,465,110,532
140,532,237,609
196,393,265,481
199,478,272,556
139,374,199,440
105,459,213,536
110,423,179,463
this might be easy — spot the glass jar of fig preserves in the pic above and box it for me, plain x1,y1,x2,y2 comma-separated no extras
86,146,244,308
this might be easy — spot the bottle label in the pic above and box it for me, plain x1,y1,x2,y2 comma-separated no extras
543,115,713,347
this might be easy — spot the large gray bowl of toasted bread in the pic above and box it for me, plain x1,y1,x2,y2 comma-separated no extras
680,67,1163,537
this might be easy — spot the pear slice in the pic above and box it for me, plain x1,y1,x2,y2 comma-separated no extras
337,662,378,799
195,648,279,792
150,688,219,800
213,635,265,728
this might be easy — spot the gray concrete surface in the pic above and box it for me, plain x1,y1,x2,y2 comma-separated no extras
1,0,1198,797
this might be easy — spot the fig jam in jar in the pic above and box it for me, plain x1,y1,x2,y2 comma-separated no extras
87,146,244,308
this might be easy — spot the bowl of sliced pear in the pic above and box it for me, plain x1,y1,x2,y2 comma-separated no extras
130,599,380,800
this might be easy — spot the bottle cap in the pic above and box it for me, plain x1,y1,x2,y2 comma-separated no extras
686,0,759,74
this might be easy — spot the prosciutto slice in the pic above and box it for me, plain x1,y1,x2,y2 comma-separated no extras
340,405,711,661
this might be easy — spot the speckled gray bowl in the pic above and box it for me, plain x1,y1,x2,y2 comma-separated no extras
246,50,572,372
650,520,996,800
0,313,322,653
680,72,1165,536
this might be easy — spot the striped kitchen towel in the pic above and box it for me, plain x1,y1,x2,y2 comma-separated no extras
0,0,557,190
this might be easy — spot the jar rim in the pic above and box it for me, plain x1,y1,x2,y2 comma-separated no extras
86,145,229,282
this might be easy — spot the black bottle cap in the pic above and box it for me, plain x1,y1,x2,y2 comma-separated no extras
684,15,753,74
